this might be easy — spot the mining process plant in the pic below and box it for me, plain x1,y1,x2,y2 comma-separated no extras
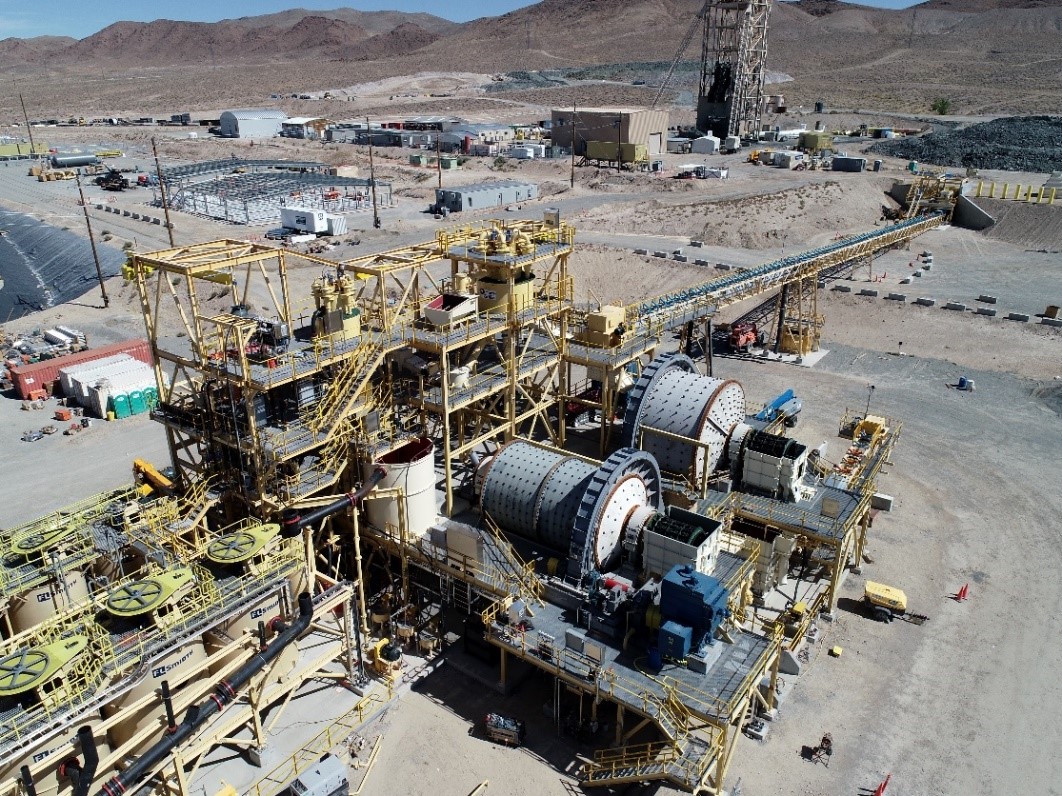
0,197,954,795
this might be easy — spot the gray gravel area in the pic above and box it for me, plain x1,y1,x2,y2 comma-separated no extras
870,115,1062,172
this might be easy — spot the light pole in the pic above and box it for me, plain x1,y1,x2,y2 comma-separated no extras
864,384,876,419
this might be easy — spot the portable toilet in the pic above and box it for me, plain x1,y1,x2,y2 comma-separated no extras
110,393,132,419
144,386,159,409
129,389,147,415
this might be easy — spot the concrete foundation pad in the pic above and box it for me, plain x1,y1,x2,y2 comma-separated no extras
634,248,648,255
887,293,907,301
653,250,667,258
1007,312,1030,322
975,307,997,317
690,240,704,247
833,285,852,292
1042,317,1062,327
978,295,998,304
915,297,936,307
944,302,967,311
694,258,709,266
674,254,688,262
859,288,879,297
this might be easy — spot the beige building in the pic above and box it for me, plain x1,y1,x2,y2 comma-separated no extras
550,108,668,157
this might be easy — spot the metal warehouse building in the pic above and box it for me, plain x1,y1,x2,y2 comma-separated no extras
549,108,668,157
219,109,287,139
434,181,538,213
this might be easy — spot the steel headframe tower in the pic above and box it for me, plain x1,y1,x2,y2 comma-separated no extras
696,0,771,140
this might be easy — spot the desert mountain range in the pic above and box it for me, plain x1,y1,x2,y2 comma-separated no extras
1,0,1060,116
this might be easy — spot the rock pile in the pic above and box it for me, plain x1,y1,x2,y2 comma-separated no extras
870,116,1062,173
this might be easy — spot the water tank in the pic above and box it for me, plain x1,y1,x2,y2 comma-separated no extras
362,437,437,537
50,154,100,168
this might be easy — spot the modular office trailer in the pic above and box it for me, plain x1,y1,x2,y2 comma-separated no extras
434,181,538,213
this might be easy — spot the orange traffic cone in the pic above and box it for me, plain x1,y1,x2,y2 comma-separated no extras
874,773,892,796
958,583,969,601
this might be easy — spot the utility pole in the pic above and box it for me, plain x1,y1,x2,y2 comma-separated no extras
19,94,39,165
436,136,442,190
615,114,623,172
152,137,175,247
75,173,109,308
366,117,381,229
569,103,577,189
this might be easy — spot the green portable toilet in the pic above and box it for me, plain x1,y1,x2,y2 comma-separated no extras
110,393,132,419
129,389,147,415
144,386,159,409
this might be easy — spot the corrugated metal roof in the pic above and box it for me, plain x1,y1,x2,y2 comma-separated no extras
442,181,537,194
222,109,287,120
284,117,327,125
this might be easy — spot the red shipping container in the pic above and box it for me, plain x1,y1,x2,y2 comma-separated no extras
10,339,153,400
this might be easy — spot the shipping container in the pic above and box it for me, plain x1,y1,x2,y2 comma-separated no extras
832,156,868,173
59,354,135,397
280,206,330,234
9,339,151,399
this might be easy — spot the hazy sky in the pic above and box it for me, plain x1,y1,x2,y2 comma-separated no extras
2,0,923,40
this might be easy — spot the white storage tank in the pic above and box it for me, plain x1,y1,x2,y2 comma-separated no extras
362,437,438,538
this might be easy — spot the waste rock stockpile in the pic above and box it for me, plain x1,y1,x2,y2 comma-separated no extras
871,116,1062,173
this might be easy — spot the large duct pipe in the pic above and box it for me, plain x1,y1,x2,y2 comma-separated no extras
62,726,99,796
279,467,387,537
97,592,315,796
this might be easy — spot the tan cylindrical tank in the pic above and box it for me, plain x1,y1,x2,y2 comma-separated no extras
203,588,285,675
8,569,90,635
91,546,148,586
0,719,111,796
103,639,207,748
362,437,437,539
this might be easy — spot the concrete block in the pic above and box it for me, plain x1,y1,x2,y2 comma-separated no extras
634,248,648,255
859,289,879,297
94,204,104,210
653,251,667,258
1042,317,1062,328
689,240,704,247
717,263,731,271
887,293,907,301
1007,312,1029,322
694,258,709,266
152,217,161,225
833,285,852,293
913,270,923,277
131,212,140,220
871,492,894,511
944,302,966,311
977,295,997,304
817,280,826,288
900,278,912,285
122,210,130,217
674,254,688,262
975,307,997,317
915,297,936,306
922,264,932,271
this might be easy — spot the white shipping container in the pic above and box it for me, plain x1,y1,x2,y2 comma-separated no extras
71,359,144,401
280,206,329,234
59,354,135,398
87,365,155,418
